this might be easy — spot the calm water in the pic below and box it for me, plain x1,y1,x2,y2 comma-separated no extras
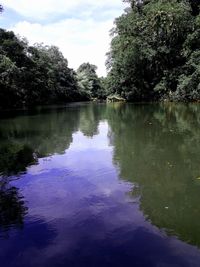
0,103,200,267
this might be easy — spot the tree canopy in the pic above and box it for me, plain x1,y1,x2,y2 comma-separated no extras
0,5,104,110
1,0,200,107
77,63,105,100
0,29,82,109
106,0,200,101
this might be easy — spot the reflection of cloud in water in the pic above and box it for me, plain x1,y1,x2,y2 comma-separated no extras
1,118,200,266
72,121,111,151
28,122,111,176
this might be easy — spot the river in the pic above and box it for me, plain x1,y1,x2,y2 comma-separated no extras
0,102,200,267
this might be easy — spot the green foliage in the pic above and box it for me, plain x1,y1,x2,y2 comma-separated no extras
1,0,200,105
0,29,105,109
0,28,105,109
77,63,105,100
172,52,200,101
27,44,80,104
0,29,82,109
107,0,200,102
171,14,200,101
0,28,85,109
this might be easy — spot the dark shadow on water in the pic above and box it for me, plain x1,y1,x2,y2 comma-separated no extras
0,178,27,237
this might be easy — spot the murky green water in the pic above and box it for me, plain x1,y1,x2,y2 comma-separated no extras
0,103,200,267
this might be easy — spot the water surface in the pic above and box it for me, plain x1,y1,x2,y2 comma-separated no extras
0,103,200,267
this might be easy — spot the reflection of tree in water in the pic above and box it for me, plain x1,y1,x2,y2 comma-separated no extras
0,108,80,177
0,178,28,236
107,103,200,247
79,103,106,137
0,105,106,152
0,110,78,157
1,103,200,246
0,104,107,235
0,104,107,177
0,142,37,177
0,142,35,234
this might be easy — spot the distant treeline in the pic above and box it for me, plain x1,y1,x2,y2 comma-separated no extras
0,5,105,110
1,0,200,108
105,0,200,102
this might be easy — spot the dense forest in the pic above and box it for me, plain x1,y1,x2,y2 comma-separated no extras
106,0,200,101
0,4,104,109
0,0,200,109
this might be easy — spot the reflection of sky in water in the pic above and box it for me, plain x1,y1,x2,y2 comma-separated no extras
1,121,200,267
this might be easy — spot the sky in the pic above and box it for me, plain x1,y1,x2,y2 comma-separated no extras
0,0,126,76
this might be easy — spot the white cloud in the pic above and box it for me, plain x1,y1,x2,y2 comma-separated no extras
2,0,124,20
11,18,114,76
2,0,126,76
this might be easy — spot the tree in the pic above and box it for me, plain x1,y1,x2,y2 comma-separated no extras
106,0,200,102
77,63,105,99
27,44,80,104
0,29,82,109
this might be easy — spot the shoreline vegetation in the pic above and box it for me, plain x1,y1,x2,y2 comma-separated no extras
0,0,200,110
